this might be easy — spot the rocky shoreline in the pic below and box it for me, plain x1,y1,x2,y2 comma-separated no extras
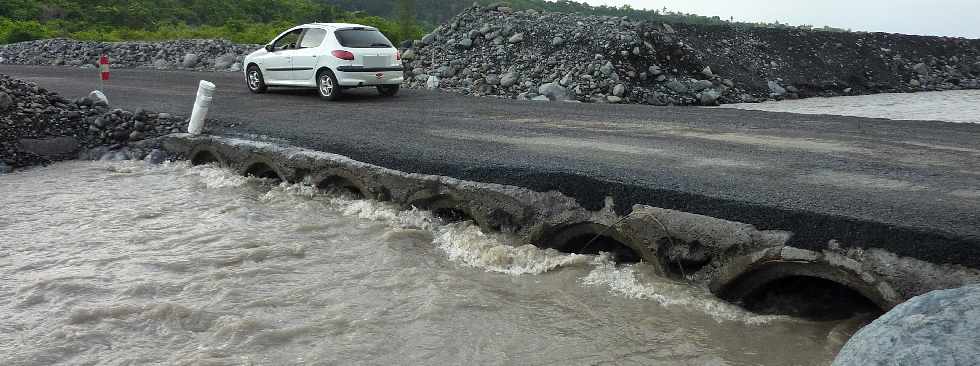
400,5,980,105
0,73,184,171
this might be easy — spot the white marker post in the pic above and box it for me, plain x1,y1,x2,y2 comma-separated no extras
187,80,216,135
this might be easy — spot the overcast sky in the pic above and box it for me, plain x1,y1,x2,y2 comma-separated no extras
578,0,980,38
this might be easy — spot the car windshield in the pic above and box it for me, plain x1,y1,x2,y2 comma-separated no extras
335,29,392,48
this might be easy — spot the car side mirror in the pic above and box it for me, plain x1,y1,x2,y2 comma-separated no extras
264,44,274,52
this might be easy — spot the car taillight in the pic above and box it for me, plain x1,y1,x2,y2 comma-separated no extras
331,50,355,60
396,51,401,61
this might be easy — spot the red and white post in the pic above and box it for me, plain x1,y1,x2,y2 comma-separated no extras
98,54,110,91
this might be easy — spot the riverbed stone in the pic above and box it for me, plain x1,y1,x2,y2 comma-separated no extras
833,285,980,366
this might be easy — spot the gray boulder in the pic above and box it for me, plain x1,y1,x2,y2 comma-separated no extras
666,80,688,93
913,62,930,76
144,149,167,165
612,84,626,97
0,92,12,110
768,80,787,96
17,137,80,160
459,38,474,49
181,53,200,68
485,74,500,85
508,33,525,44
834,285,980,366
88,90,109,106
551,37,565,47
500,72,518,87
421,33,436,45
600,61,615,76
401,49,416,60
691,79,713,92
213,53,237,70
152,59,170,69
537,82,569,101
699,90,721,106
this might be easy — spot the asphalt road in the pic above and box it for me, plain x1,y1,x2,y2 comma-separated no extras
4,65,979,267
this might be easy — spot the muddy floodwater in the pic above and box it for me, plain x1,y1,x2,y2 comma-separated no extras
724,89,980,124
1,161,855,365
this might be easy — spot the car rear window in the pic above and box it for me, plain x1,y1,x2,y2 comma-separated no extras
335,29,393,48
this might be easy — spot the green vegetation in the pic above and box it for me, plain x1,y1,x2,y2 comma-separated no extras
0,0,844,45
0,0,423,45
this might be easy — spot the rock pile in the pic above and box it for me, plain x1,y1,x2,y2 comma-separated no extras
0,73,186,169
401,5,980,105
0,38,259,72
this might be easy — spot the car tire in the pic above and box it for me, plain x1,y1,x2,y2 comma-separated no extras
317,70,342,101
377,85,399,97
246,65,267,94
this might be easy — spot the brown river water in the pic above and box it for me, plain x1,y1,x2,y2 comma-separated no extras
0,161,858,365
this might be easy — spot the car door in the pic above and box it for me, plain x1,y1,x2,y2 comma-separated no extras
291,27,328,85
262,29,303,83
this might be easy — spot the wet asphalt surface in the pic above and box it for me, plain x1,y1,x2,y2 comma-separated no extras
3,65,979,267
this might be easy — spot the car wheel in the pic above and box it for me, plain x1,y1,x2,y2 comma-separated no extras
317,70,342,101
377,85,399,97
246,65,267,93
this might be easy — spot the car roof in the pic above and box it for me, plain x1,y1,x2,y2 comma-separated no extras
304,23,378,31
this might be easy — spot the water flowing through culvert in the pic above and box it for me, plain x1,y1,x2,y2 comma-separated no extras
1,161,855,365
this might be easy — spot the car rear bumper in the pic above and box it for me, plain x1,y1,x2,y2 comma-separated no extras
335,66,404,87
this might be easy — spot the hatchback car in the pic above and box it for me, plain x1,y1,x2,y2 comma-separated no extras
243,23,404,100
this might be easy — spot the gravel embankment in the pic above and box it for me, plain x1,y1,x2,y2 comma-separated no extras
0,38,258,71
0,73,185,170
400,5,980,105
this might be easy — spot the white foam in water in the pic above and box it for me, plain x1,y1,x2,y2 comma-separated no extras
582,261,787,325
433,222,595,275
1,161,843,365
255,176,784,324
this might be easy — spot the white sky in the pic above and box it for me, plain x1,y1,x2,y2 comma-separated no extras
578,0,980,38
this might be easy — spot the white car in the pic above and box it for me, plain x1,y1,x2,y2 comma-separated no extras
243,23,404,100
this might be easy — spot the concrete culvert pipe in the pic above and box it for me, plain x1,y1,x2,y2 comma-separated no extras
717,261,886,321
190,150,221,166
243,162,282,182
316,176,365,199
411,195,474,224
542,223,642,263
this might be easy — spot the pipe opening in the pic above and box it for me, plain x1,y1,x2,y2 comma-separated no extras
317,176,365,199
718,262,886,322
544,223,641,264
740,276,883,321
411,195,474,224
243,162,282,182
190,151,219,166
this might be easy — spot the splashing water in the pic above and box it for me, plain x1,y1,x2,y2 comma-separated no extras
0,161,847,365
